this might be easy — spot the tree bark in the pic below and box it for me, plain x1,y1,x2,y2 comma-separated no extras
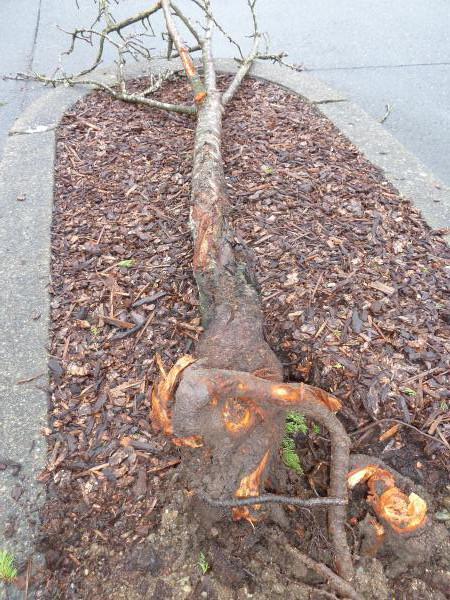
170,48,353,582
152,0,354,582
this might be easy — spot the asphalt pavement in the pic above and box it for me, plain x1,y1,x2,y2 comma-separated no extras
1,0,449,185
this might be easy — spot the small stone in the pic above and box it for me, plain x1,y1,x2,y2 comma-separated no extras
273,583,285,594
127,544,162,574
161,508,178,530
178,576,191,595
11,484,23,501
434,509,450,521
441,496,450,510
210,527,219,537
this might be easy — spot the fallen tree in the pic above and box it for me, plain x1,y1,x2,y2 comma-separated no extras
21,0,433,589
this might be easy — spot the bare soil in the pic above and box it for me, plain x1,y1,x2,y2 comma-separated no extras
12,75,450,598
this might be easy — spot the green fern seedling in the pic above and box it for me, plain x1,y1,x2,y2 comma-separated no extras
281,436,303,474
281,411,307,474
0,550,17,583
285,411,308,435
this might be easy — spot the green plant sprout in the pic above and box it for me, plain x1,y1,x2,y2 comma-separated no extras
281,411,308,474
0,550,17,583
402,387,416,397
261,164,274,175
90,325,100,337
281,436,303,474
198,551,210,575
285,411,308,435
117,258,136,268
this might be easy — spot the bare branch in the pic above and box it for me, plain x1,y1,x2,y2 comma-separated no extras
257,51,303,72
161,0,206,103
201,0,216,92
222,35,259,106
166,35,174,59
106,2,162,35
190,0,244,59
284,548,362,600
24,72,196,115
43,2,162,83
171,44,202,59
172,2,202,44
141,69,175,96
247,0,259,36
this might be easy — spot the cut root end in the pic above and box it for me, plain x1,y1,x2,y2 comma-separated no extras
348,465,428,535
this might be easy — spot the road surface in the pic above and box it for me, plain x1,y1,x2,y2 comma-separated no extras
1,0,449,184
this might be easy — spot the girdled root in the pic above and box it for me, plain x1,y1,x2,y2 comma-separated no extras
150,357,354,581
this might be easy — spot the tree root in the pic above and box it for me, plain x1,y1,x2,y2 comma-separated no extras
198,492,347,509
151,362,354,581
284,546,363,600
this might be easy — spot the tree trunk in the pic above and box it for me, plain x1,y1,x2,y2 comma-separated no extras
152,2,354,582
169,80,353,581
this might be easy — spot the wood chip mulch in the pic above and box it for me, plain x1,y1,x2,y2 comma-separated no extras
36,74,449,597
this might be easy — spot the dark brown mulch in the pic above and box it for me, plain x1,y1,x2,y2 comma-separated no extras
33,74,449,598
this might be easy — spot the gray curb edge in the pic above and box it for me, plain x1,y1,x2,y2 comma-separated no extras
1,58,448,593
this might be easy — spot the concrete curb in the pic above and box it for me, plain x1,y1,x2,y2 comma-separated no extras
0,58,448,595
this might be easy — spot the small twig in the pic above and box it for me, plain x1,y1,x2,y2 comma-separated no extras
111,320,145,341
198,492,347,508
256,52,302,72
404,366,447,384
132,291,167,308
16,372,46,384
135,312,156,343
379,103,393,124
73,462,109,478
147,458,180,473
351,417,449,450
24,557,32,600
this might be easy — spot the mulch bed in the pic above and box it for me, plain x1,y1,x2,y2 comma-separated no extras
32,74,449,598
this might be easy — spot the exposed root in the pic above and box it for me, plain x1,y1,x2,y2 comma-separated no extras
150,354,196,436
198,492,347,508
348,463,428,535
284,546,363,600
151,363,354,580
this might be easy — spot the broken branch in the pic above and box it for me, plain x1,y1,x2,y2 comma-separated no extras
161,0,206,103
222,35,260,107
